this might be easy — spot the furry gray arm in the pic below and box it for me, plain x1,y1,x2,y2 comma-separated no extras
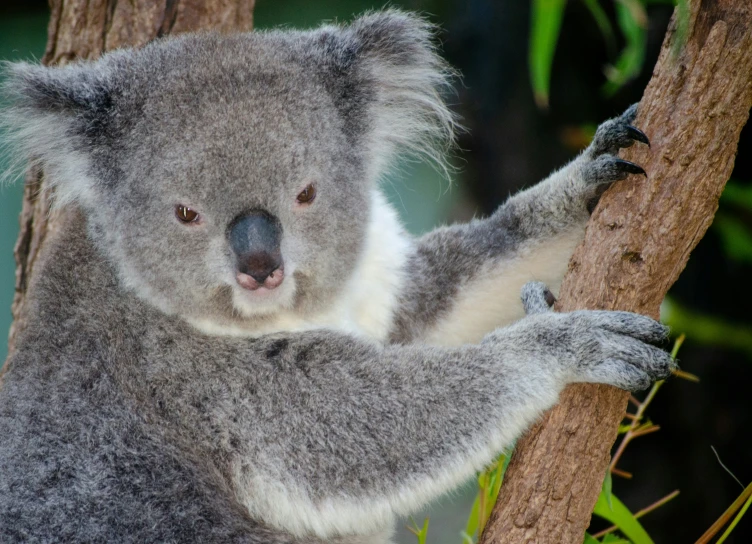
389,106,649,344
154,286,671,538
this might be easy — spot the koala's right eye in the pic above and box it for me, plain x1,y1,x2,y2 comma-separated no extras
175,205,200,224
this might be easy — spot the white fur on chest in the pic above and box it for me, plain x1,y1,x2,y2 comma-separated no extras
422,228,584,346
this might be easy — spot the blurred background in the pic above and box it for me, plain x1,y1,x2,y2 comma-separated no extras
1,1,750,543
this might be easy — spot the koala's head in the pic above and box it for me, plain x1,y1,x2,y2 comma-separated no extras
2,11,456,329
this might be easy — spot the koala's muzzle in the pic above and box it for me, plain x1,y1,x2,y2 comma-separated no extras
228,210,285,291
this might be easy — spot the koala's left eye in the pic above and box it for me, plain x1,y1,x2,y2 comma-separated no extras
296,184,316,205
175,205,200,224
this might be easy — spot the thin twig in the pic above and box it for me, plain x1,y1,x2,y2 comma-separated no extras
695,482,752,544
610,467,633,479
610,336,686,473
715,491,752,544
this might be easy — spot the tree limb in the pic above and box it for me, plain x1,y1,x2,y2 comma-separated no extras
481,2,752,543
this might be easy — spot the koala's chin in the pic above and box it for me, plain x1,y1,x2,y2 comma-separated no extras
230,270,298,319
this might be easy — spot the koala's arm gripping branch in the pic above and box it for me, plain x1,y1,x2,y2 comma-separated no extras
481,2,752,543
211,330,565,536
389,158,601,346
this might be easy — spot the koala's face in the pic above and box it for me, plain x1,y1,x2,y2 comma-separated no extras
5,12,454,328
97,50,370,324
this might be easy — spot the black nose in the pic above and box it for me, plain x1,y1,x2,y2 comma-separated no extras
228,210,283,282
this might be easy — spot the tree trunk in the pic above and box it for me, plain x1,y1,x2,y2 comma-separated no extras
4,0,254,367
481,2,752,543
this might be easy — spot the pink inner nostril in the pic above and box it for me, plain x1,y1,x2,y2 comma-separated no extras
236,266,285,291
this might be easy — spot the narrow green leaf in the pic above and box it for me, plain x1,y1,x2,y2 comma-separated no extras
716,489,752,544
603,470,614,510
408,517,430,544
593,492,654,544
720,179,752,211
602,535,631,544
661,298,752,357
583,533,601,544
713,214,752,264
464,493,481,540
529,0,568,108
602,0,647,96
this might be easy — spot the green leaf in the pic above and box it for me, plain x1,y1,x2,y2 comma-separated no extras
529,0,568,108
602,470,614,510
713,214,752,264
661,298,752,357
720,179,752,211
593,492,654,544
583,533,601,544
602,535,631,543
602,0,647,96
618,423,632,434
464,493,481,541
408,517,430,544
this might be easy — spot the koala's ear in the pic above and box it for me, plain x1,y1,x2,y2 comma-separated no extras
5,61,113,115
1,61,115,206
315,11,460,179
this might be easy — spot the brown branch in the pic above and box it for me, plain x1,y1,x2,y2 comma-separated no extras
481,1,752,543
3,0,255,377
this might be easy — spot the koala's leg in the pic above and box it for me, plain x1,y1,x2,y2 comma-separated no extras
390,105,649,345
170,292,672,540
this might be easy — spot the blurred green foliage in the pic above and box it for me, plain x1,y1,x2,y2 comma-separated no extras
528,0,689,107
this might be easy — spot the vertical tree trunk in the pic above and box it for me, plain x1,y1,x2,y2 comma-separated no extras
4,0,254,367
481,2,752,543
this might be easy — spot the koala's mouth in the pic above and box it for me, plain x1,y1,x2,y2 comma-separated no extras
236,265,285,291
230,264,297,317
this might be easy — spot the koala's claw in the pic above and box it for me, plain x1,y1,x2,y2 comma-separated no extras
588,103,649,158
583,155,648,186
625,125,650,148
614,158,647,177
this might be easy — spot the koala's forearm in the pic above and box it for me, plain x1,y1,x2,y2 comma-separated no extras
390,109,648,346
390,160,591,345
169,329,565,539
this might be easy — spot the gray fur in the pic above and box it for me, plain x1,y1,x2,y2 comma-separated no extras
0,11,672,543
389,105,651,343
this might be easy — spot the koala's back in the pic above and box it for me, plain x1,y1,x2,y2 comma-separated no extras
0,213,332,544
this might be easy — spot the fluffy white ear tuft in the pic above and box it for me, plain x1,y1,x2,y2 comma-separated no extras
0,60,113,207
319,10,461,182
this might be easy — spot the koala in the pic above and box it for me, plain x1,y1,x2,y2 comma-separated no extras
0,10,672,544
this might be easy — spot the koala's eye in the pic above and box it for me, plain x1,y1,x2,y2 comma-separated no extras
296,184,316,205
175,205,200,224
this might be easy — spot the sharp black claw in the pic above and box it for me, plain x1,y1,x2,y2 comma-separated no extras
615,159,647,177
626,125,650,147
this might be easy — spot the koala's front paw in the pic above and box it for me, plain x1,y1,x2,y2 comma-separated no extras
580,104,650,210
520,282,674,392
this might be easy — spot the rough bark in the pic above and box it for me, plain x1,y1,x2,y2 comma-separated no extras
4,0,254,365
481,2,752,543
